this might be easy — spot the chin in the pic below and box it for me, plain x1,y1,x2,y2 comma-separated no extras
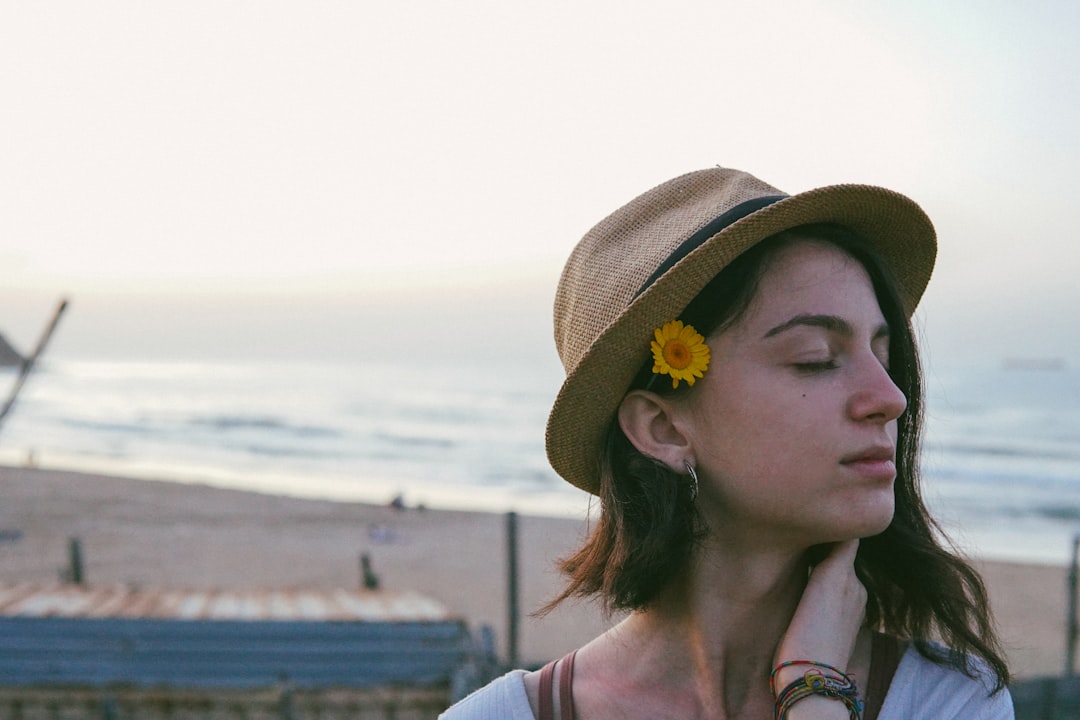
853,500,896,538
860,513,895,539
832,496,895,540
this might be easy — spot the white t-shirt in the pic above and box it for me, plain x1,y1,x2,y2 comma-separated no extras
440,646,1014,719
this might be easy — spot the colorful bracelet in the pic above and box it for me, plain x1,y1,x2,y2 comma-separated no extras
771,661,863,720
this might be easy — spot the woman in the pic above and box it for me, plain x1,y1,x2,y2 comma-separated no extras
442,168,1013,719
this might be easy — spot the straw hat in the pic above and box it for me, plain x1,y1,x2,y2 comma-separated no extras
545,167,936,495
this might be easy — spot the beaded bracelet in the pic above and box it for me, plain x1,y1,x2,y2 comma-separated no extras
771,661,863,720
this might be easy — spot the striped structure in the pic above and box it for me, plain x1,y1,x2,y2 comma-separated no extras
0,583,479,689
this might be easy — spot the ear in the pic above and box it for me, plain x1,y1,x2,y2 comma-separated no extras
617,390,692,472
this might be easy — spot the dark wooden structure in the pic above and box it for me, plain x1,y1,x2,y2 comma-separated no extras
0,582,493,719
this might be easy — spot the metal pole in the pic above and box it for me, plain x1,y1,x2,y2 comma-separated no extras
506,511,520,668
1066,534,1079,677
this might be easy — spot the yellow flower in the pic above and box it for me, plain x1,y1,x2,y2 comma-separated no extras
650,320,711,389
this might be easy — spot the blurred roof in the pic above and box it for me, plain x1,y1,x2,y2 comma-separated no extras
0,582,454,623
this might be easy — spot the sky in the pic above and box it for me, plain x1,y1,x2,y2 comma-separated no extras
1,0,1078,367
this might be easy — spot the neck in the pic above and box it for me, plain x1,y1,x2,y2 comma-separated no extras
589,544,813,717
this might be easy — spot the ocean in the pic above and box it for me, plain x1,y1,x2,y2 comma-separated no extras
1,355,1078,565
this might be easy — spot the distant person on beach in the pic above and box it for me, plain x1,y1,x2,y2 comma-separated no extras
442,168,1013,719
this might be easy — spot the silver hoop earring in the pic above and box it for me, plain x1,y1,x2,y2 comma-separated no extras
683,461,699,502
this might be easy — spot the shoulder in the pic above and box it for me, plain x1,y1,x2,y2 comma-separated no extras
878,645,1014,720
440,670,536,720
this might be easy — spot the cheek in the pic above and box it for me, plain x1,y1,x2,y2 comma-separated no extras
697,390,830,480
698,405,802,479
686,364,831,477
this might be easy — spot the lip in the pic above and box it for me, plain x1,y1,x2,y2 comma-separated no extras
840,446,897,480
840,446,896,464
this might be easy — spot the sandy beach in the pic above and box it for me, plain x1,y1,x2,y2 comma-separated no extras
0,466,1072,680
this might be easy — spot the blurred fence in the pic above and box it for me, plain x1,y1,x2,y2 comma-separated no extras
0,584,500,720
1011,675,1080,719
0,685,451,720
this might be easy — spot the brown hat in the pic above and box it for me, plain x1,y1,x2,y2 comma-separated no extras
545,167,937,495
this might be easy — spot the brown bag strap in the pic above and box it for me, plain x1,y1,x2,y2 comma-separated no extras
538,657,557,720
537,651,578,720
559,650,578,720
863,633,906,720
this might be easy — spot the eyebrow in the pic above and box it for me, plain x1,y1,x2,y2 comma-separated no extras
762,314,890,340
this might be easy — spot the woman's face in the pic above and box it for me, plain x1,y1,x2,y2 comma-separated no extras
679,239,906,548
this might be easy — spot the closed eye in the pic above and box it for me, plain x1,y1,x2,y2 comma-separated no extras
793,360,838,373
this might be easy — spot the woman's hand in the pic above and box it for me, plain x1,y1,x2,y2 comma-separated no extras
772,540,867,717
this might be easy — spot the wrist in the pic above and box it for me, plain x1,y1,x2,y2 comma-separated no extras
779,695,853,719
771,661,862,720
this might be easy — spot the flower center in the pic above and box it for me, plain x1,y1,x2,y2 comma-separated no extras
663,340,692,370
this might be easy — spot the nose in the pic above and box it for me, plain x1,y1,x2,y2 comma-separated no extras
847,356,907,424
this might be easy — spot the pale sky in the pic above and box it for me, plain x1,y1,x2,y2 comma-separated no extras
1,1,1078,365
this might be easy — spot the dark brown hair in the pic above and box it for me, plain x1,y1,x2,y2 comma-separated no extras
544,224,1010,690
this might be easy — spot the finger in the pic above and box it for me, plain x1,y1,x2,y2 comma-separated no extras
821,538,859,566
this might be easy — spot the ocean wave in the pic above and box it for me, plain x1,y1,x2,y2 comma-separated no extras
1034,505,1080,522
239,443,345,459
348,402,491,426
189,415,341,439
935,441,1080,463
57,418,156,436
372,431,455,449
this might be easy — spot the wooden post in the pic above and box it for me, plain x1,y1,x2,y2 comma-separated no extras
506,511,519,669
68,537,84,585
360,553,379,590
1067,534,1079,677
277,676,297,720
